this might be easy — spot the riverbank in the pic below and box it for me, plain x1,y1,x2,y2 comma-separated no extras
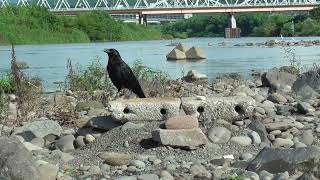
0,6,165,45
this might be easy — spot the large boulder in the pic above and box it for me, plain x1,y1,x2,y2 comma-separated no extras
166,49,186,60
182,70,208,83
181,96,255,122
0,136,41,180
109,98,181,122
185,47,206,59
13,119,62,142
292,70,320,99
247,146,320,174
261,67,297,93
175,43,190,52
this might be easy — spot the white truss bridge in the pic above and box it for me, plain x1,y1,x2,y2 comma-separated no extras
1,0,319,14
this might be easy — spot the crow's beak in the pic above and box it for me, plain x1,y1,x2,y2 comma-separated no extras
103,49,110,53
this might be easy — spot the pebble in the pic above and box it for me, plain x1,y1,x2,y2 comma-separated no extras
239,153,254,161
85,134,95,143
207,127,231,144
123,141,129,148
230,136,252,146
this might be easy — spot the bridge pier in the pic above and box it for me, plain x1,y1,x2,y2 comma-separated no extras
225,13,241,38
143,14,148,26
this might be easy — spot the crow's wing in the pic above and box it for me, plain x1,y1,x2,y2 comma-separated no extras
119,62,146,98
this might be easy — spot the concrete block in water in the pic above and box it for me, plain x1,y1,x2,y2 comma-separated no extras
109,98,181,122
181,96,255,122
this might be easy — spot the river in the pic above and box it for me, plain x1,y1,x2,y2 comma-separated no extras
1,37,320,92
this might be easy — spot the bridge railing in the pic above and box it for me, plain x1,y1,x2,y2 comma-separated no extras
1,0,319,10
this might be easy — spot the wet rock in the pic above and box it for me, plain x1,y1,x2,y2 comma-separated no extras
152,128,207,149
207,127,231,144
182,70,208,83
14,119,62,141
247,146,320,174
0,136,41,180
181,96,255,122
230,136,252,146
185,47,206,59
165,115,199,129
98,152,131,166
109,98,181,122
54,135,75,152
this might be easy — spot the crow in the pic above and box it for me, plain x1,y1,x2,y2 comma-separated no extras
104,48,146,98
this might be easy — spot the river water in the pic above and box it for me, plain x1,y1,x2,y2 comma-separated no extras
1,37,320,92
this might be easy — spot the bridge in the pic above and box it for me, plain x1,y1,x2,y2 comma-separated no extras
1,0,319,14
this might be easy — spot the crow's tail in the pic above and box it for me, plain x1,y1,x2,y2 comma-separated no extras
133,85,146,98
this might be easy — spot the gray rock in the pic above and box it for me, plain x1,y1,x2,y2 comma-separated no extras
166,48,186,60
109,98,181,122
98,152,131,166
240,153,254,161
268,93,287,104
75,136,86,148
50,150,74,162
75,100,104,111
241,171,260,180
273,138,294,148
294,142,308,148
259,170,274,180
152,128,207,149
297,102,315,114
273,171,289,180
130,160,145,169
88,165,101,175
300,130,313,145
23,142,43,151
137,174,159,180
261,68,297,92
38,163,59,180
189,164,212,178
249,120,269,143
116,176,137,180
185,47,206,60
207,127,231,144
14,119,62,141
30,137,44,148
160,170,174,179
292,70,320,99
247,146,320,174
85,134,95,143
182,70,208,83
87,116,122,130
0,136,41,180
121,122,145,130
230,136,252,146
181,96,255,122
55,135,75,152
265,119,295,131
249,131,261,144
255,107,266,115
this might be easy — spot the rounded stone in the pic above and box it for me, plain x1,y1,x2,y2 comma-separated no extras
268,93,287,104
160,170,174,179
230,136,252,146
207,127,231,144
249,131,261,144
130,160,145,169
98,152,131,166
55,135,75,152
239,153,253,161
75,136,86,148
300,130,313,145
30,137,45,148
85,134,95,143
165,115,199,129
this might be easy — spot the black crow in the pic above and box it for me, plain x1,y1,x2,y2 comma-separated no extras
104,48,146,98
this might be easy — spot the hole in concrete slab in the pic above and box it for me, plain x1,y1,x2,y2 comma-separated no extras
160,108,167,115
235,105,245,115
197,106,204,113
123,107,130,114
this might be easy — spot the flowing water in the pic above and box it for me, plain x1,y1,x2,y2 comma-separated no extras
1,37,320,92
